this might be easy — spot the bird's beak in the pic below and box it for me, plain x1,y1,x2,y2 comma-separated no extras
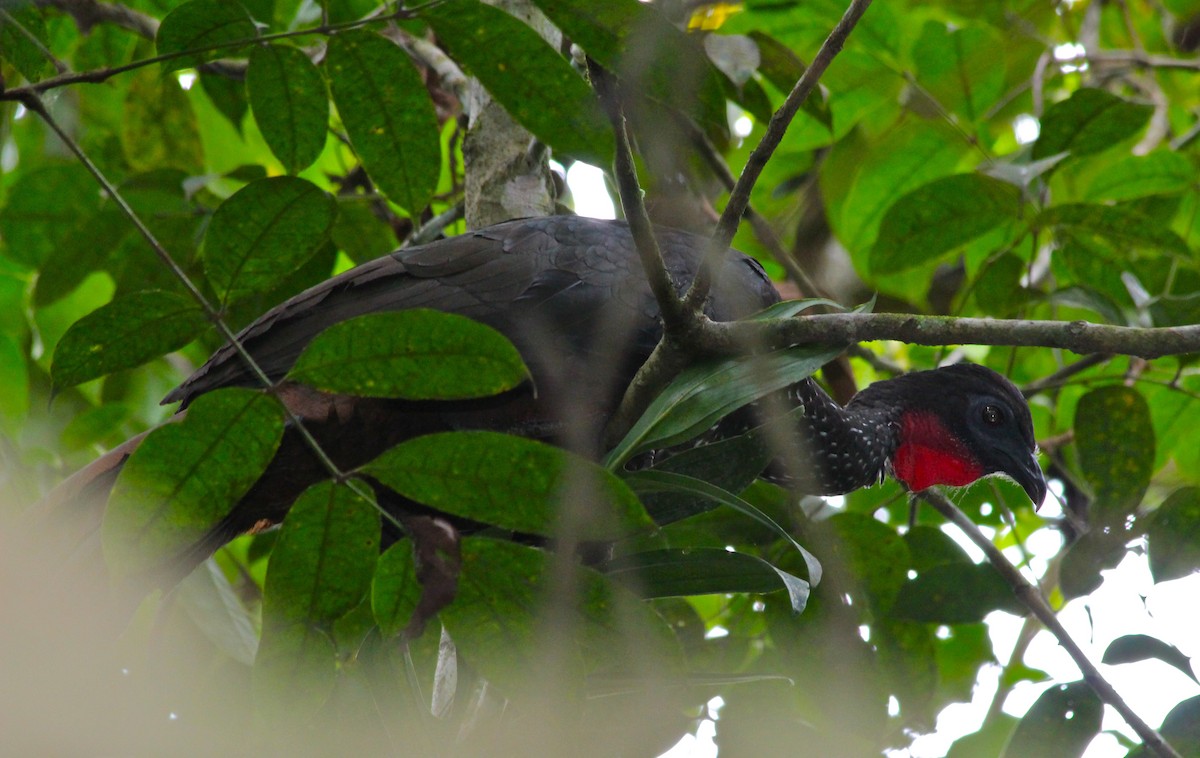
1009,450,1048,509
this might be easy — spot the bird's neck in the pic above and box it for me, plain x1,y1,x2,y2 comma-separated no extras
890,410,984,492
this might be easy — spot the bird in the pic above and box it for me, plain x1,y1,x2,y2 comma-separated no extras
41,215,1046,584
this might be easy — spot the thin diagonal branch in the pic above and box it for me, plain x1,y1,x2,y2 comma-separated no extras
682,0,873,313
920,490,1181,758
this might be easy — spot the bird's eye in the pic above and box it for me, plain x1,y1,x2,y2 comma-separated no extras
981,404,1004,426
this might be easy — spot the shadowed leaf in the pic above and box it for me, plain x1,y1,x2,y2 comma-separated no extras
1103,634,1198,684
247,44,329,174
892,562,1025,623
156,0,257,72
1002,681,1102,758
287,310,529,400
1075,386,1154,523
1033,88,1152,162
1147,487,1200,583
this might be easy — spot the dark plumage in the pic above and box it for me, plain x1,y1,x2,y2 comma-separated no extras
46,215,1046,581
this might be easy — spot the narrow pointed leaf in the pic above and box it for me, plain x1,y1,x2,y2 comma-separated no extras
262,481,380,627
624,469,821,585
603,548,810,613
326,30,440,215
1102,634,1198,684
204,176,337,306
361,431,652,539
426,0,613,165
247,44,329,174
286,310,529,400
156,0,258,73
604,344,843,469
103,389,284,578
51,290,207,389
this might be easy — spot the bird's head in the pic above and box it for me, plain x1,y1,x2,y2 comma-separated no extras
854,364,1047,506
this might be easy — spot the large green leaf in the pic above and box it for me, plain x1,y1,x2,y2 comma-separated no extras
286,310,529,400
361,431,652,539
1074,386,1154,523
911,21,1006,124
1040,203,1191,258
1159,695,1200,757
1147,486,1200,583
425,0,614,165
155,0,258,72
102,389,284,578
247,44,329,174
203,176,337,306
1032,88,1153,161
1002,681,1102,758
253,621,338,719
869,173,1023,275
891,563,1024,623
51,290,207,389
325,30,440,215
603,548,810,613
262,481,380,628
604,344,843,469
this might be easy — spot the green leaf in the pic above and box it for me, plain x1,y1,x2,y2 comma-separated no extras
904,526,972,572
361,431,652,539
1159,695,1200,757
200,68,249,132
604,344,843,469
371,542,421,639
1102,634,1198,683
122,68,205,174
624,469,821,585
1032,88,1153,161
603,548,810,613
870,173,1023,275
1040,202,1192,257
826,512,908,616
262,481,380,628
891,563,1024,623
837,121,969,255
51,290,208,389
746,30,830,128
1060,529,1127,599
247,44,329,174
253,621,337,719
0,164,98,268
912,21,1006,123
0,5,52,81
1002,681,1102,758
156,0,258,73
1147,486,1200,583
425,0,613,165
203,176,337,306
102,389,284,578
1082,151,1196,202
177,559,259,665
441,538,679,693
325,30,440,215
1074,386,1154,522
286,310,529,400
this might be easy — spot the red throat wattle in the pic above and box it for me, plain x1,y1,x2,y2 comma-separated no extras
892,410,984,492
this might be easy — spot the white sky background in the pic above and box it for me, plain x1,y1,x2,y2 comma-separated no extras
557,161,1200,758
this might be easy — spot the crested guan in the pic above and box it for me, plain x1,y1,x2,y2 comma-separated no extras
45,215,1046,581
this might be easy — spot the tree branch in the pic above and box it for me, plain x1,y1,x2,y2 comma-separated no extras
682,0,873,312
714,313,1200,360
919,490,1181,758
39,0,159,39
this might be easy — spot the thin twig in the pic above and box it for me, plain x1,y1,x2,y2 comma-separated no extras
1021,353,1112,397
682,0,873,313
920,490,1181,758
